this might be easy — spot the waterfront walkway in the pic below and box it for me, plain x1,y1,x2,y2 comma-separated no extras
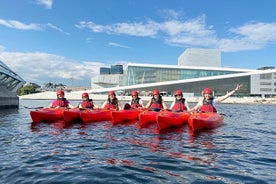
19,91,276,104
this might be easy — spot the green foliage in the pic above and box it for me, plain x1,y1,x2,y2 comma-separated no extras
17,85,37,96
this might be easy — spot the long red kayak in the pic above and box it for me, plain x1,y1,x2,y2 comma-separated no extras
63,108,82,123
188,112,224,132
138,111,159,126
111,109,144,124
30,108,65,123
156,111,190,131
80,109,113,123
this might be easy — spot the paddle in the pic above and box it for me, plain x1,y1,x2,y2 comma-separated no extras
219,113,232,117
23,106,44,110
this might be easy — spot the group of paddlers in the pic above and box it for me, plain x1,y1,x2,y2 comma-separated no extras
48,84,242,113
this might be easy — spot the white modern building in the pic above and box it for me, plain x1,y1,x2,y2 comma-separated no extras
91,48,276,98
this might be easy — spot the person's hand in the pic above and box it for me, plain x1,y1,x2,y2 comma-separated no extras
235,84,242,91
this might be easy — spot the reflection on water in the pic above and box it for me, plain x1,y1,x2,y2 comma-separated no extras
0,100,275,183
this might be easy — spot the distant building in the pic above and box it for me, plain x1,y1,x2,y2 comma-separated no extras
178,48,221,67
110,64,123,74
100,67,110,74
90,48,276,98
92,65,124,89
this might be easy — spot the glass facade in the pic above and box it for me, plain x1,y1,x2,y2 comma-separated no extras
125,65,238,86
100,67,110,74
110,65,123,74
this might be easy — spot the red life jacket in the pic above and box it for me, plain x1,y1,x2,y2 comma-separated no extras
104,103,117,110
81,100,94,108
200,99,217,112
171,98,187,112
104,98,119,110
149,97,163,109
51,98,69,108
131,97,142,108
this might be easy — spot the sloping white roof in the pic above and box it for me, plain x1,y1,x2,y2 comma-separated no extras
126,62,254,72
84,68,276,94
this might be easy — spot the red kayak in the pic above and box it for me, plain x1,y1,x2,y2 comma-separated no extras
156,111,190,131
30,108,65,123
138,110,159,126
63,108,82,123
188,112,224,132
111,109,144,124
80,109,113,123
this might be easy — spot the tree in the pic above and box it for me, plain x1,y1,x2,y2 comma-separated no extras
17,85,37,95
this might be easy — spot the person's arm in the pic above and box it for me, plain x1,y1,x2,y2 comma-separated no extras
216,84,242,103
162,100,167,110
169,101,175,109
139,99,145,108
101,101,107,108
189,100,202,112
48,100,54,108
117,101,122,110
68,103,75,108
185,101,190,111
93,103,99,109
145,99,151,108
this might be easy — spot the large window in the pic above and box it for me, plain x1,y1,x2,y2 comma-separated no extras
126,66,242,86
260,73,272,80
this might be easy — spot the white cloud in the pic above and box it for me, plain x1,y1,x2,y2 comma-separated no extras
47,23,70,35
0,19,42,30
108,42,130,49
218,22,276,52
0,51,105,86
0,19,69,35
75,15,217,47
76,13,276,53
76,21,159,37
35,0,53,9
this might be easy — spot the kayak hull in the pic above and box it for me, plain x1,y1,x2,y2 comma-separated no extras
80,109,113,123
156,111,190,130
30,108,64,123
138,111,159,126
111,109,143,124
188,112,224,132
63,109,81,123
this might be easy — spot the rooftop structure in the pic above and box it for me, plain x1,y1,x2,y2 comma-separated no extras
178,48,221,67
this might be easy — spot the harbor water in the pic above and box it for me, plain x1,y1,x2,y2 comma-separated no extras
0,99,275,183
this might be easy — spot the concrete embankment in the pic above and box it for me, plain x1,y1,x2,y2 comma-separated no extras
0,86,19,109
19,91,276,104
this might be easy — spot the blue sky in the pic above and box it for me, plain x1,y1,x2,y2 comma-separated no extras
1,0,276,86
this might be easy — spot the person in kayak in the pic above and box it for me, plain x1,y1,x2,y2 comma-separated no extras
101,90,122,110
124,90,145,110
48,89,74,108
77,92,98,109
145,89,167,112
170,89,190,112
190,84,242,112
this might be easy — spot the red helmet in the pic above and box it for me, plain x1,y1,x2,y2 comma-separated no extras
202,88,213,95
108,91,115,95
131,90,138,96
82,92,89,98
174,90,183,96
152,89,160,95
56,90,64,96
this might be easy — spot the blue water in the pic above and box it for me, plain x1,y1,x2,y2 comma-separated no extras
0,99,275,183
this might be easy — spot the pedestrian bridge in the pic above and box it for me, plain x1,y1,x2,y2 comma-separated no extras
0,60,25,108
